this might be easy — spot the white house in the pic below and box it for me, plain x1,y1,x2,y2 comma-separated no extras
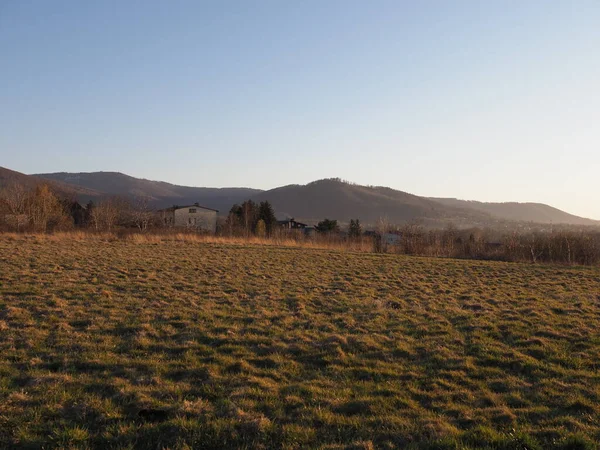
158,203,218,233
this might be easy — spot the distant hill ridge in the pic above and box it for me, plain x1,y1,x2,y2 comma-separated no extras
34,171,262,213
430,197,597,227
249,178,492,225
0,167,101,200
0,167,596,227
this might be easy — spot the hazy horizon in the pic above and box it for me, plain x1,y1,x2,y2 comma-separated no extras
2,1,599,219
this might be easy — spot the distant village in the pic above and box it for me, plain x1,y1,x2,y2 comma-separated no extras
2,184,600,266
0,185,368,238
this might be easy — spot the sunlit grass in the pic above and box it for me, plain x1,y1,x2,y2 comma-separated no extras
0,235,599,448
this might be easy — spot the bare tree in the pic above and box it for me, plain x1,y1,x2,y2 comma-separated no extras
242,201,254,236
401,220,425,255
564,234,572,265
0,182,29,231
526,232,544,264
27,184,69,232
91,197,126,232
442,223,458,257
131,196,153,232
2,182,28,215
374,216,390,253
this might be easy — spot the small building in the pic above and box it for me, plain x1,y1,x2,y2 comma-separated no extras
158,203,218,233
277,218,308,230
383,232,402,246
364,231,402,244
365,230,402,248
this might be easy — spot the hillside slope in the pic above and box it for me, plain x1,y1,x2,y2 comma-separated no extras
251,179,491,225
0,166,101,201
431,197,599,226
35,171,262,211
28,170,598,226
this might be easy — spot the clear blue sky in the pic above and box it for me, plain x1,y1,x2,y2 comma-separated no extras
1,1,599,219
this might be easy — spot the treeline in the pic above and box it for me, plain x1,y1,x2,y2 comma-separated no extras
0,184,73,232
376,223,600,266
223,200,277,236
2,183,600,265
0,183,156,233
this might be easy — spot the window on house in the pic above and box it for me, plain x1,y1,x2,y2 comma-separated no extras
189,208,197,213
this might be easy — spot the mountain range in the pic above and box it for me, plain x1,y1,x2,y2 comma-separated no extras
1,166,597,228
34,170,261,214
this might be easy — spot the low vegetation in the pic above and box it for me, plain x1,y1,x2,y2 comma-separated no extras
2,182,600,266
378,223,600,266
1,234,599,449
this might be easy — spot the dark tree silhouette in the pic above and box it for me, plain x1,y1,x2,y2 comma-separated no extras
316,218,340,234
257,201,277,235
349,219,362,238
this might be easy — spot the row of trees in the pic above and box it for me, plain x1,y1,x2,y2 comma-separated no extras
85,197,154,232
2,184,600,265
0,183,73,232
224,200,277,236
0,182,363,238
0,183,156,233
374,222,600,266
222,207,362,238
313,218,361,237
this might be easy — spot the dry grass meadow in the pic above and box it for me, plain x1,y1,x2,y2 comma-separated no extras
1,233,599,449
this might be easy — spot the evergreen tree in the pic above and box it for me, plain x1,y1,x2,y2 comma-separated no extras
84,200,95,227
229,200,257,233
228,200,259,234
349,219,362,238
316,218,340,234
228,203,242,225
227,200,278,235
257,201,277,235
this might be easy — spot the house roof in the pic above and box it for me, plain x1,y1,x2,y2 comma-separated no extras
158,203,219,213
277,219,308,227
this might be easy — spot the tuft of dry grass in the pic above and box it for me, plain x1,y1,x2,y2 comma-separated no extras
3,230,375,253
0,234,599,449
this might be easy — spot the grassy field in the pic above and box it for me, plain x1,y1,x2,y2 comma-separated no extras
0,235,599,449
